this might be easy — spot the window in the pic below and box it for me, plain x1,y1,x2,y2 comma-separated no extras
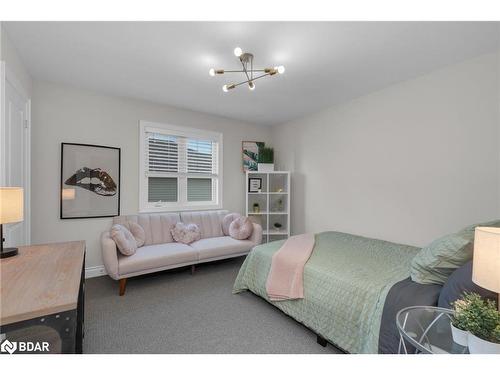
139,122,222,211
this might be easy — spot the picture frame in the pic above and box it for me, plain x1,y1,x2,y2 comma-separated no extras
60,142,121,219
248,177,262,193
242,141,265,172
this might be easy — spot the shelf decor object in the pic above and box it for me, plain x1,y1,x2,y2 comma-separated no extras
258,147,275,172
246,171,290,243
209,47,285,92
0,187,24,258
242,141,265,172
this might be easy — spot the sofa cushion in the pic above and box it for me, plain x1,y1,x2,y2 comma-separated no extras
229,216,253,240
190,236,254,260
118,242,198,275
114,213,180,245
180,210,228,239
222,213,241,236
110,224,137,256
170,222,201,244
129,221,146,247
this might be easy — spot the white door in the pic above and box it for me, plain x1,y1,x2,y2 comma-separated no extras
3,77,30,247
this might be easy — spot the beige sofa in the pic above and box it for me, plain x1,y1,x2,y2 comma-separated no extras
101,210,262,295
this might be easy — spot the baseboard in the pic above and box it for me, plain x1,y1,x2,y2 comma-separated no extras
85,265,107,279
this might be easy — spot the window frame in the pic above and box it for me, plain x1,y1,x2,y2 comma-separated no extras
139,121,223,212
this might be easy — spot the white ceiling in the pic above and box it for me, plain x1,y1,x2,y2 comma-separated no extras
4,22,500,125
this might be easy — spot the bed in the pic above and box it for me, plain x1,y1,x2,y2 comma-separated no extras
232,231,442,354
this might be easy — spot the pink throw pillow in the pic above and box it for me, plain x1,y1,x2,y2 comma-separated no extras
222,213,241,236
171,222,201,244
110,224,137,256
229,216,253,240
128,221,146,247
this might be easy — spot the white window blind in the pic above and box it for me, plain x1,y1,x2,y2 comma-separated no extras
142,125,221,210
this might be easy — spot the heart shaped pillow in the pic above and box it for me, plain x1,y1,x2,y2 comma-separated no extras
170,222,201,244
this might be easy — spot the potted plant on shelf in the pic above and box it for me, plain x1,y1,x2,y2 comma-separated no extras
258,146,274,172
252,203,260,213
451,292,500,353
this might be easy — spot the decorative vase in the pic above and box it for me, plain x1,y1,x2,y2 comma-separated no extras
467,332,500,354
258,163,274,172
252,204,260,213
450,323,468,347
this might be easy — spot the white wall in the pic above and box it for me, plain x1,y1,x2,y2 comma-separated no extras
31,81,272,270
272,52,500,247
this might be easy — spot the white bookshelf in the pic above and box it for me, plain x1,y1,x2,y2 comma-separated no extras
245,171,290,243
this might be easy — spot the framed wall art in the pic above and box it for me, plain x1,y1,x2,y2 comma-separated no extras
242,141,265,172
248,177,262,193
60,143,121,219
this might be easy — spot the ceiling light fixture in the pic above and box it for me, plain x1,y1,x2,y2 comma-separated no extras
209,47,285,92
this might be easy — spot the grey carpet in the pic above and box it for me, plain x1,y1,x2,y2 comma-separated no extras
84,257,340,354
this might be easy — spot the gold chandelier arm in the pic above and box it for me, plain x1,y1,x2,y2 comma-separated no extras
240,59,252,83
215,69,270,74
231,72,274,88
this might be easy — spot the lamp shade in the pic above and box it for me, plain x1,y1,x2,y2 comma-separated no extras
0,187,24,224
472,227,500,293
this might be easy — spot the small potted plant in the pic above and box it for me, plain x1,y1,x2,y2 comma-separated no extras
258,147,274,172
451,296,472,347
466,297,500,354
273,222,282,232
451,292,500,353
252,203,260,213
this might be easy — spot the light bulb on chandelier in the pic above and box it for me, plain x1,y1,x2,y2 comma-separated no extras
276,65,285,74
248,81,255,91
234,47,243,57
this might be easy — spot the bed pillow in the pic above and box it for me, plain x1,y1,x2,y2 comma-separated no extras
438,261,498,309
229,216,253,240
410,232,473,285
110,224,138,256
222,213,241,236
171,222,201,244
458,219,500,240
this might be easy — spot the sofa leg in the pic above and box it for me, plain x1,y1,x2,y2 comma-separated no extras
191,265,196,275
119,278,127,296
317,335,327,347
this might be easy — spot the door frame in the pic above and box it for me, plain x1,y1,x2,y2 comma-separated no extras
0,61,31,245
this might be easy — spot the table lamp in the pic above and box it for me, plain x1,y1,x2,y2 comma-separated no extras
0,187,24,259
472,226,500,311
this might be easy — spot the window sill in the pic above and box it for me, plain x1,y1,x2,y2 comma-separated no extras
138,203,223,213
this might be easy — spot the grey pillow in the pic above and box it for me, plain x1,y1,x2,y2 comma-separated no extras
438,261,498,309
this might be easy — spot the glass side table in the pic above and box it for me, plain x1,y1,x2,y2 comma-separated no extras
396,306,468,354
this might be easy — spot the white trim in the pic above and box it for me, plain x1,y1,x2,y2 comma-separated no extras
0,62,6,186
85,265,107,279
1,64,31,245
138,121,223,213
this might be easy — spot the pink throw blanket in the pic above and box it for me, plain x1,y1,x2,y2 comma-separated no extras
265,233,316,301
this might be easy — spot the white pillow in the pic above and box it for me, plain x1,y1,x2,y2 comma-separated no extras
222,213,241,236
110,224,137,256
170,222,201,244
229,217,254,240
127,221,146,247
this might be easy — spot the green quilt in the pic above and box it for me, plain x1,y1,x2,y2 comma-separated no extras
233,231,420,353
